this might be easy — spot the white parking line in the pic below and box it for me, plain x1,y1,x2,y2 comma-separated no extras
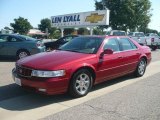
0,61,160,120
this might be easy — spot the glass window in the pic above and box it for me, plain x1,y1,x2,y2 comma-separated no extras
128,32,133,36
59,37,104,54
112,32,126,36
0,35,8,42
8,36,21,42
119,38,134,51
64,36,73,42
129,40,137,49
103,38,120,52
135,33,145,37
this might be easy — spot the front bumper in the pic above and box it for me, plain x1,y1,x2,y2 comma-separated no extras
12,68,69,95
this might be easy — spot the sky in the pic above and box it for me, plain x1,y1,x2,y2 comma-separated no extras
0,0,159,32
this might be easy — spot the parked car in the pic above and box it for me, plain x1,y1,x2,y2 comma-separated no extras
44,35,78,51
12,36,151,97
145,33,160,50
128,32,146,46
0,34,45,59
106,30,126,36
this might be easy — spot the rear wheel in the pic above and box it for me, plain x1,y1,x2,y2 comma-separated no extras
69,69,93,98
134,58,146,77
17,50,30,59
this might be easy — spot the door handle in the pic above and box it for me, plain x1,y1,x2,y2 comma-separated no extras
136,53,140,55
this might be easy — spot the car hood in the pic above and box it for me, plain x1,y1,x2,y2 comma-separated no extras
17,50,96,70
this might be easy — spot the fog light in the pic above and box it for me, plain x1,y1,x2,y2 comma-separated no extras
38,88,46,92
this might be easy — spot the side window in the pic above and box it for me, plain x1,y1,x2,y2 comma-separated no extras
64,36,73,42
8,37,21,42
0,35,8,42
129,40,137,49
119,38,134,51
103,38,120,52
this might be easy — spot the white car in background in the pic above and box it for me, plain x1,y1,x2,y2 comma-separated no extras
106,30,126,36
128,32,146,46
145,33,160,50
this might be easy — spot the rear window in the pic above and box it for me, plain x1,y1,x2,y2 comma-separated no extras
113,32,126,36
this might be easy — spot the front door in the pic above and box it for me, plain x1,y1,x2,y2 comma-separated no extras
96,38,124,83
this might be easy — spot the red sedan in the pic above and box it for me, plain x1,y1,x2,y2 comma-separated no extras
12,36,151,97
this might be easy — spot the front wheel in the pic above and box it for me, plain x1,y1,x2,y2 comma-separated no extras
134,58,147,77
69,69,93,98
17,50,30,59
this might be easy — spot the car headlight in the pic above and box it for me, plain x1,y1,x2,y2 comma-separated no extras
31,70,65,78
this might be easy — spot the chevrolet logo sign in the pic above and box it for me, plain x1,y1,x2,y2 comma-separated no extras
85,13,104,23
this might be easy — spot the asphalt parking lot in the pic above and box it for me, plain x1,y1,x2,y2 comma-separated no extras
0,50,160,120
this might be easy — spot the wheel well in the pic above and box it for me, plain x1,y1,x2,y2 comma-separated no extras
141,56,147,64
71,66,96,84
16,49,30,55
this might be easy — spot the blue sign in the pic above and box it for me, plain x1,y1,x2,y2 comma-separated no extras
52,15,80,23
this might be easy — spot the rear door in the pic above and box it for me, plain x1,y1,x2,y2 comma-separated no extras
0,35,9,56
118,37,140,73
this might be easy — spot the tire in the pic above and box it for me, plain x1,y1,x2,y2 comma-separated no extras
69,69,93,98
151,46,157,51
134,58,147,77
17,50,30,59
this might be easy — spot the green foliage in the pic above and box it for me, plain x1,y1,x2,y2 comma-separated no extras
38,18,61,39
49,28,61,39
77,28,89,35
10,17,32,34
38,18,51,33
4,26,10,30
95,0,152,31
93,27,104,35
145,28,158,34
64,28,74,35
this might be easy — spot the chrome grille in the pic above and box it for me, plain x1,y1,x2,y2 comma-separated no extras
16,65,32,77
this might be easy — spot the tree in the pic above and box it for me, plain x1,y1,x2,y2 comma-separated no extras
38,18,51,33
95,0,152,31
145,28,158,34
77,28,89,35
10,17,32,34
4,26,11,30
49,27,61,39
64,28,74,35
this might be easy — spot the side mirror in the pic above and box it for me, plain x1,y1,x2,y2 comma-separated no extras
103,49,114,54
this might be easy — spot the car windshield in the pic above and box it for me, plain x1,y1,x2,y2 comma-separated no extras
59,36,104,54
135,33,145,37
17,35,37,41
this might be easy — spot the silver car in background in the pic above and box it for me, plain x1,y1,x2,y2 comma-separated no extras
128,32,146,46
